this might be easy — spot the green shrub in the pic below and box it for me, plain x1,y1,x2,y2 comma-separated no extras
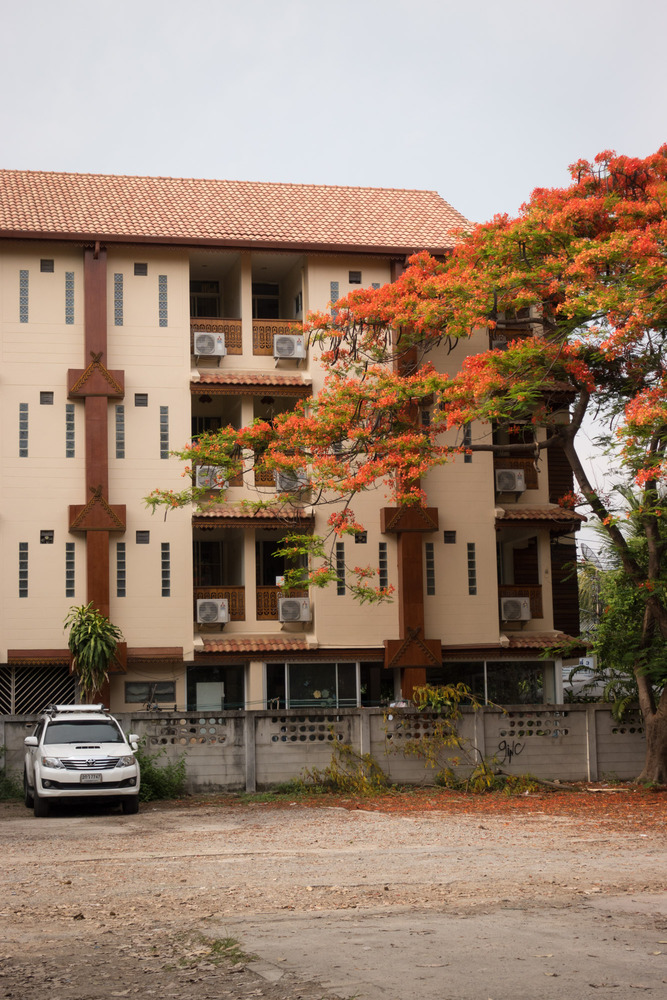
135,740,187,801
0,747,22,800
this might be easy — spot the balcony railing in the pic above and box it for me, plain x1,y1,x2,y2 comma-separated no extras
493,456,539,490
498,584,543,619
194,587,245,621
256,586,307,621
253,319,302,355
190,318,242,354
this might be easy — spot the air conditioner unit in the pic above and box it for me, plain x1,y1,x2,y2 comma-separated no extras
193,332,226,356
500,597,532,621
491,336,508,351
195,466,228,490
196,599,229,624
273,469,308,492
495,469,526,492
278,597,312,623
274,334,307,359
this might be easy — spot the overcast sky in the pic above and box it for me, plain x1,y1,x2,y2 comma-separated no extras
3,0,662,539
3,0,666,223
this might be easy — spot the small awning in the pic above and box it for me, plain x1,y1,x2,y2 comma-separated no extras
495,505,585,534
191,372,312,397
193,502,314,528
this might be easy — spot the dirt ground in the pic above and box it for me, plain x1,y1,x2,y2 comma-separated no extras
0,790,666,1000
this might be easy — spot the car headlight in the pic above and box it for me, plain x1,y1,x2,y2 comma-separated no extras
41,756,65,768
116,755,135,768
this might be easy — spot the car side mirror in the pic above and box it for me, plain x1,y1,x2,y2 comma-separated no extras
24,736,38,747
129,734,139,750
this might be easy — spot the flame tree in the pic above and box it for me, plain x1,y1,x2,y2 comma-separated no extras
148,147,667,783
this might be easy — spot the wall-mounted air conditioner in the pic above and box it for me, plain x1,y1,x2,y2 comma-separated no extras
195,466,228,490
273,469,308,492
278,597,312,623
193,332,226,356
500,597,532,621
274,334,307,359
196,598,229,624
495,469,526,492
491,336,509,351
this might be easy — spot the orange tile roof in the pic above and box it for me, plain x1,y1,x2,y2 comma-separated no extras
496,506,586,523
506,631,577,650
0,169,469,253
193,502,313,524
192,372,311,394
201,636,312,654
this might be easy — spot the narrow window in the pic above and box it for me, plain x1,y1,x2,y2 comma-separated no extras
349,270,362,284
330,280,339,318
65,403,75,458
40,258,55,273
444,530,457,544
19,402,28,457
113,273,123,326
136,531,150,545
336,541,345,596
463,423,472,464
116,542,126,597
379,542,388,590
134,262,148,276
371,282,381,290
467,543,477,595
19,270,29,323
40,391,54,405
159,406,169,459
135,393,148,407
158,274,168,327
425,542,435,596
421,409,431,427
65,271,75,324
115,404,125,459
65,541,75,598
161,542,170,597
18,542,28,598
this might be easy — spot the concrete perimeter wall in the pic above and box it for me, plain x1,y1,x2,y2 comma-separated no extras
1,704,647,794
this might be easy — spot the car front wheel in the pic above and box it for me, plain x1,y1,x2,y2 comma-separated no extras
33,790,50,818
121,796,139,815
23,769,34,808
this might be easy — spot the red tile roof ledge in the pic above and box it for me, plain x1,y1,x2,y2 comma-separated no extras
201,636,317,654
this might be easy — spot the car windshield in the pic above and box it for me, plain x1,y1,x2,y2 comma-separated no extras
43,721,125,745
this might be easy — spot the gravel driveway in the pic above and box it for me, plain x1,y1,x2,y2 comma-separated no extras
0,795,665,999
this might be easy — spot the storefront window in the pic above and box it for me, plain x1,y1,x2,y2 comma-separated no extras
186,665,245,711
267,662,358,708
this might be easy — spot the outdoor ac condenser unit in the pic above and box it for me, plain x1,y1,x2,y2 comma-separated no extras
273,334,307,359
500,597,532,621
278,597,312,623
196,599,230,624
193,332,226,356
495,469,526,492
195,466,228,490
273,469,308,492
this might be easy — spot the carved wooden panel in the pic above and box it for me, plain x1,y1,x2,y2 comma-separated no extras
493,456,539,490
194,586,245,621
190,318,242,354
253,319,298,355
498,584,543,619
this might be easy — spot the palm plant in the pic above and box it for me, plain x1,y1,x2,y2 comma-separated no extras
64,603,124,702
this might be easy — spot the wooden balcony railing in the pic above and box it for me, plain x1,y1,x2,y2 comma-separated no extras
493,456,539,490
498,584,543,619
253,319,302,355
194,586,245,621
256,586,307,621
254,468,275,486
190,318,242,354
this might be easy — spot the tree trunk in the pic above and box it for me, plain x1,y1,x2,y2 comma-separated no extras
636,693,667,784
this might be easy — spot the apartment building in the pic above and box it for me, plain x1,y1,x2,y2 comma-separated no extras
0,170,583,717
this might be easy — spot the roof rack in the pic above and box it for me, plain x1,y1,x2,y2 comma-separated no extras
43,703,108,716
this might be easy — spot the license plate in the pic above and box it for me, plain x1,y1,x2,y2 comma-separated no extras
80,773,103,783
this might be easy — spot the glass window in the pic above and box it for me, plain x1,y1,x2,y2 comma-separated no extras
44,720,124,744
426,662,485,701
360,663,395,706
280,662,358,708
124,681,175,704
485,660,546,704
186,665,244,711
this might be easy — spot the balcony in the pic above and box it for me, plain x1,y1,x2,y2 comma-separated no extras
253,319,302,356
194,586,308,623
498,584,543,619
190,318,242,354
493,456,538,490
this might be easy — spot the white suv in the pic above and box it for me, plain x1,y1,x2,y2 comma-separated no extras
24,704,140,817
